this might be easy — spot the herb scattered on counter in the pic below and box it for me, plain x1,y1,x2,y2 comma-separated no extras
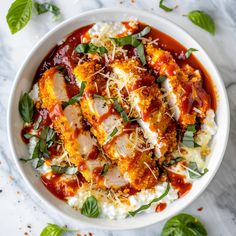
19,92,34,123
100,163,109,176
62,81,86,109
81,195,100,218
34,1,61,20
187,161,208,179
113,99,129,123
185,48,198,59
129,183,170,216
163,156,183,166
156,75,167,84
75,43,108,55
40,223,78,236
186,10,215,35
182,124,200,148
161,213,207,236
6,0,61,34
110,26,151,65
159,0,177,12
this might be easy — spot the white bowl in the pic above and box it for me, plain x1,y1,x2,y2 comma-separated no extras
7,8,230,230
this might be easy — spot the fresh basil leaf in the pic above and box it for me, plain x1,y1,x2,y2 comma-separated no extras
188,162,208,179
51,165,68,174
81,195,100,218
75,43,108,55
134,26,151,38
36,158,44,168
105,127,118,144
40,223,77,236
34,2,61,21
34,115,42,130
163,157,183,166
113,100,129,123
182,124,198,148
187,10,215,35
6,0,33,34
156,75,167,83
23,133,36,139
129,183,170,216
137,43,146,65
159,0,176,12
161,213,207,236
100,163,109,176
62,81,86,109
19,92,34,123
185,48,198,59
194,141,201,147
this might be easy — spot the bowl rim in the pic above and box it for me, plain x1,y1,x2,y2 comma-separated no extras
7,7,230,230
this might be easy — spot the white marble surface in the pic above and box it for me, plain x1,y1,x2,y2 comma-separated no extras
0,0,236,235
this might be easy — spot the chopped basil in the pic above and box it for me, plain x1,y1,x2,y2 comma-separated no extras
81,195,100,218
185,48,198,59
105,127,118,144
129,183,170,216
182,124,200,148
51,165,68,174
161,213,207,236
35,158,45,168
100,163,109,176
156,75,167,83
6,0,33,34
23,133,36,139
159,0,176,12
34,2,61,21
40,223,78,236
187,10,215,35
62,81,86,109
93,94,114,101
187,162,208,179
110,26,151,65
19,92,34,123
34,115,42,130
113,100,129,123
75,43,108,55
163,157,183,166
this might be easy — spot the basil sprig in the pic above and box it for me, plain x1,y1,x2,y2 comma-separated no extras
159,0,177,12
19,92,34,123
100,163,109,176
40,223,78,236
187,162,208,179
182,124,200,148
161,213,207,236
81,195,100,218
110,26,151,65
187,10,215,35
129,183,170,216
185,48,198,59
34,1,61,20
75,43,108,55
62,81,86,109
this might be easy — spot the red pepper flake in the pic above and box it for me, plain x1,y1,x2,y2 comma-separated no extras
198,207,203,211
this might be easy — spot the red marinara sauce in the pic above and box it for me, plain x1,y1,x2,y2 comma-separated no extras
155,202,167,212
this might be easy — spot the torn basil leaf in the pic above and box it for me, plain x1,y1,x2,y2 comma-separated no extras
182,124,200,148
23,133,36,139
100,163,109,176
163,157,183,166
34,115,42,130
105,127,118,144
113,100,129,123
185,48,198,59
156,75,167,83
129,183,170,216
34,2,61,21
75,43,108,55
81,195,100,218
19,92,34,123
51,165,68,174
62,81,86,109
188,162,208,179
159,0,176,12
40,223,78,236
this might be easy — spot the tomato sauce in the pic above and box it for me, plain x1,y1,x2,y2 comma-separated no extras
155,202,167,212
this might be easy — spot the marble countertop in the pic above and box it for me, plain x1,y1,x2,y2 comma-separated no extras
1,0,236,235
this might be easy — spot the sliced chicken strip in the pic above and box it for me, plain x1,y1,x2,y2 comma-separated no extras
74,61,159,190
38,68,127,189
146,44,211,127
111,59,177,157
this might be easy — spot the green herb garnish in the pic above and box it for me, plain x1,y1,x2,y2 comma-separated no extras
34,115,42,130
187,162,208,179
159,0,177,12
40,223,78,236
185,48,198,59
23,133,36,139
62,81,86,109
51,165,68,174
129,183,170,216
182,124,200,148
75,43,108,55
19,92,34,123
163,157,184,166
34,1,61,21
110,26,151,65
156,75,167,83
6,0,33,34
187,10,215,35
161,213,207,236
81,195,100,218
100,163,109,176
113,99,129,123
105,127,118,144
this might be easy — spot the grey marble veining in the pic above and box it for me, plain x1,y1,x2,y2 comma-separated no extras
0,0,236,235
